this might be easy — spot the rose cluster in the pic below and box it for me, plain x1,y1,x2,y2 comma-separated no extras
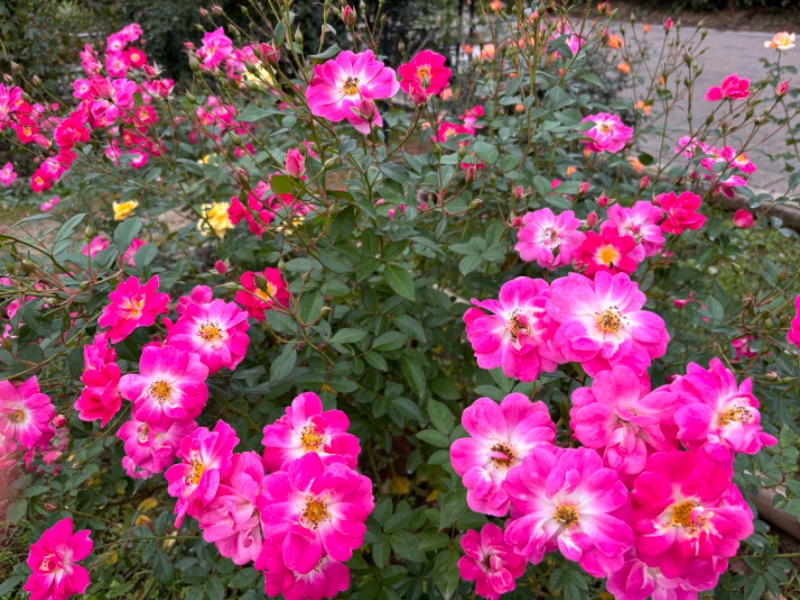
455,268,777,598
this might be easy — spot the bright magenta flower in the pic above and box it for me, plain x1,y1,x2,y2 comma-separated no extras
74,334,122,427
457,523,526,600
261,392,360,472
398,50,451,100
119,345,209,426
165,420,239,526
547,271,669,376
450,393,555,516
97,275,170,343
23,517,94,600
704,74,750,101
514,208,585,268
671,358,777,461
631,450,753,581
305,50,399,134
167,299,250,374
575,229,643,277
197,27,234,70
0,161,16,186
464,277,563,381
198,451,264,565
788,295,800,349
0,376,55,450
658,191,706,235
732,209,754,228
608,549,719,600
505,446,634,576
262,554,350,600
257,452,374,575
601,201,665,257
117,415,196,480
236,268,291,321
581,113,633,153
570,365,678,477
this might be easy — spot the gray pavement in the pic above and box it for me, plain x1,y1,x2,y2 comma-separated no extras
633,27,800,192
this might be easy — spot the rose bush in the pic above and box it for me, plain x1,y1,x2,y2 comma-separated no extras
1,1,800,599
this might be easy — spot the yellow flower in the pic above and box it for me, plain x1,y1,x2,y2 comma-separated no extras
197,202,233,238
765,32,796,51
113,200,138,221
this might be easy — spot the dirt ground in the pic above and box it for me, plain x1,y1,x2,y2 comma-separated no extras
616,1,800,33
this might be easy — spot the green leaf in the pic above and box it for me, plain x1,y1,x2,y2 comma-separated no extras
0,575,23,597
384,265,415,301
744,575,766,600
439,489,467,528
473,141,499,165
6,499,26,525
154,550,174,584
270,175,292,195
309,44,341,63
134,244,158,268
52,213,86,253
416,429,450,447
237,105,274,122
329,206,356,244
372,331,408,352
390,531,425,562
434,549,460,600
379,163,411,184
428,399,455,434
330,328,367,344
113,217,143,252
205,575,225,600
270,345,297,382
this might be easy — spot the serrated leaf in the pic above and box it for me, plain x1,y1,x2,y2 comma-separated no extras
428,399,455,434
154,550,174,584
439,489,467,528
384,265,415,300
330,328,367,344
434,549,460,600
270,345,297,382
113,217,143,252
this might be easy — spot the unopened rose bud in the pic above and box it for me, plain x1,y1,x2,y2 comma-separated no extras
578,182,589,195
639,176,650,190
777,80,789,97
229,132,243,147
301,271,312,283
342,5,357,27
21,259,36,274
52,414,66,428
411,85,428,105
457,146,468,159
513,185,524,200
199,6,208,16
32,74,42,86
664,17,673,32
511,215,524,228
294,27,303,45
432,143,442,157
233,167,250,187
9,61,20,73
586,211,598,227
188,55,200,71
214,260,228,275
765,371,780,381
468,198,483,210
323,157,337,170
2,73,12,84
44,503,57,511
211,4,223,14
254,273,269,292
183,41,196,51
285,149,305,178
43,451,62,465
596,195,610,207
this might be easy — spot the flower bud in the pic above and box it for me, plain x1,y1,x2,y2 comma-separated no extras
511,215,524,228
513,185,524,200
596,195,610,207
639,176,650,190
468,198,484,211
294,27,303,45
664,17,673,32
765,371,779,381
52,414,66,428
342,5,357,27
457,146,468,159
211,4,223,15
214,260,228,275
9,61,20,73
199,6,208,16
411,85,428,105
285,148,305,178
302,271,312,283
21,259,36,274
2,73,12,84
432,143,442,157
233,167,250,188
578,182,589,195
586,211,598,227
777,80,789,97
254,273,269,293
32,74,42,86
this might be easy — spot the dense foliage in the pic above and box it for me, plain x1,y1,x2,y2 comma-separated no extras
1,1,800,599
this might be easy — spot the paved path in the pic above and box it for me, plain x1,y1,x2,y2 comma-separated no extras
634,27,800,192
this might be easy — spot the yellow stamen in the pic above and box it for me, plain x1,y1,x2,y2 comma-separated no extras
303,498,329,528
554,505,580,528
196,321,223,342
300,425,324,451
342,76,360,95
149,380,171,402
8,409,24,424
596,307,625,333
